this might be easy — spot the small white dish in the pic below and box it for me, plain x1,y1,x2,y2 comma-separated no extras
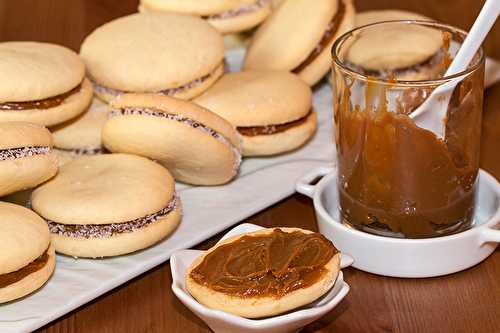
171,223,352,333
296,166,500,278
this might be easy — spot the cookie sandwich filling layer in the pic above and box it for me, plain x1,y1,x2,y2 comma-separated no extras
0,247,50,288
237,110,313,137
110,107,242,170
293,0,345,73
0,83,83,111
46,196,179,239
0,146,51,161
204,0,270,20
56,146,105,157
91,63,223,98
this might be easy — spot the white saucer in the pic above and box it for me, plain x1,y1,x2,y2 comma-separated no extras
296,167,500,278
170,223,352,333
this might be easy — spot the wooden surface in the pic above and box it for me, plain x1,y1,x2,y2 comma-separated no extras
0,1,497,332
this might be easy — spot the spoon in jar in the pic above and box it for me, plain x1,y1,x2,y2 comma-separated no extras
410,0,499,139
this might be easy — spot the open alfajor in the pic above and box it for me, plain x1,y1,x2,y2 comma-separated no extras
31,154,181,258
0,202,55,303
346,10,448,81
0,122,58,197
80,13,224,102
195,71,315,156
50,98,108,165
0,42,93,126
102,93,242,185
186,227,340,318
244,0,355,85
139,0,271,34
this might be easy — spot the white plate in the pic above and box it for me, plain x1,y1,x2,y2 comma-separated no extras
171,223,352,333
296,167,500,278
0,50,335,332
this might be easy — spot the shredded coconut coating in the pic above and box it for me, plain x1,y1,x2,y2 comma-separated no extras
207,0,270,20
46,196,179,239
0,146,50,161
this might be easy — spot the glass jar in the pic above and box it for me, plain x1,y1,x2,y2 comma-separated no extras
331,21,484,238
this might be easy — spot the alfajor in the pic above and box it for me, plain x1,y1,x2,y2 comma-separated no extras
186,228,340,318
102,94,242,185
31,154,182,258
0,202,55,304
51,98,108,165
0,42,93,126
139,0,271,34
80,13,224,102
244,0,355,85
195,71,315,156
0,122,58,197
346,10,448,81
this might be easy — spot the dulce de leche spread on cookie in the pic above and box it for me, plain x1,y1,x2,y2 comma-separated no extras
190,229,338,298
335,66,483,238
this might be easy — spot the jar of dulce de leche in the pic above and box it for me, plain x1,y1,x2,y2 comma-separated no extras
331,21,484,238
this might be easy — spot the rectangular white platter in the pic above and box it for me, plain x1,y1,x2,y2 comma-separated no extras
0,49,335,333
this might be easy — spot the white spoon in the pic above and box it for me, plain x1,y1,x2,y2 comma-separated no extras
410,0,499,139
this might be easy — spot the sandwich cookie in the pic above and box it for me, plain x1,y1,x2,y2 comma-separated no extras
51,98,108,165
102,94,242,185
0,42,93,126
31,154,182,258
195,71,315,156
346,10,448,81
244,0,355,86
0,202,55,304
139,0,272,34
0,122,58,197
186,227,340,318
80,13,224,102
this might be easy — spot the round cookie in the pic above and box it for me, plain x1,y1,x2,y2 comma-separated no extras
0,202,55,304
80,12,224,102
139,0,271,34
195,71,315,156
244,0,355,85
186,227,341,318
0,42,93,126
102,93,242,185
51,98,109,165
346,9,446,80
0,122,58,197
31,154,182,258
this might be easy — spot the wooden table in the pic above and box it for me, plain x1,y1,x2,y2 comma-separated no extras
1,1,498,332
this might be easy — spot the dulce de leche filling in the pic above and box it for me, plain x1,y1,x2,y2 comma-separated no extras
0,83,82,111
46,196,178,238
0,247,49,288
237,111,310,136
190,229,337,298
0,146,50,161
293,0,345,73
336,73,481,237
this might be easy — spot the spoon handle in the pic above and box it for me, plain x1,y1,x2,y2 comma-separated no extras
445,0,500,76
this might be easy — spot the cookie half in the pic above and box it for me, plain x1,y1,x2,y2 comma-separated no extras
51,98,109,165
186,227,340,318
31,154,182,258
0,122,58,197
244,0,355,85
80,13,224,102
195,71,315,156
102,94,242,185
0,202,55,303
0,42,93,126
